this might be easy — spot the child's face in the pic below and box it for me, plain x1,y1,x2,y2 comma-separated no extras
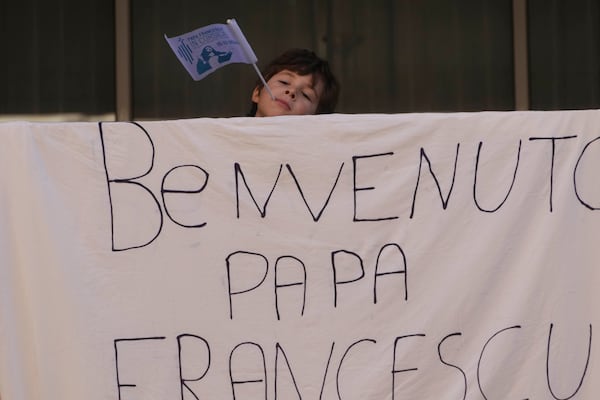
252,70,323,117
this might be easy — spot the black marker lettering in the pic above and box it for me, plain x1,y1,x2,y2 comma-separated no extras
473,140,521,213
438,333,467,400
529,136,577,212
226,251,269,319
286,162,344,221
114,336,166,400
546,323,592,400
391,333,426,400
319,343,336,400
336,339,376,400
331,250,365,308
161,165,209,228
574,136,600,210
373,243,408,303
235,162,283,218
274,255,306,320
275,342,302,400
477,325,521,400
99,122,163,251
410,144,460,218
229,342,267,400
353,153,399,222
177,334,210,400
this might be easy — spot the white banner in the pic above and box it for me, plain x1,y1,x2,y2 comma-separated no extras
1,111,599,399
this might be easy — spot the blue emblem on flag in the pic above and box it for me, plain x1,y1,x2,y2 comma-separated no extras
196,46,233,74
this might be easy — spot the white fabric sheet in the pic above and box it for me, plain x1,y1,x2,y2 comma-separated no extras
0,112,598,399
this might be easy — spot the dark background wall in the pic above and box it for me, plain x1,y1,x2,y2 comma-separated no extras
0,0,115,116
528,0,600,110
1,0,598,120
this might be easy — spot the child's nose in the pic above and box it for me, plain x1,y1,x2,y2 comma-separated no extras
285,89,296,99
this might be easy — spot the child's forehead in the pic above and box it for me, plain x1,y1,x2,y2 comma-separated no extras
276,69,309,78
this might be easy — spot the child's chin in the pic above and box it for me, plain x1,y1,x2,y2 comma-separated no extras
267,110,291,117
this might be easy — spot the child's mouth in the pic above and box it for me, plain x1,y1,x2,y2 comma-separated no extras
275,98,291,111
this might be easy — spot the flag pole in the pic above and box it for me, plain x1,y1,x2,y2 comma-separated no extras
251,64,275,100
227,18,275,100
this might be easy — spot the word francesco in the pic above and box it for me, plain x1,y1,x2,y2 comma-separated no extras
114,323,592,400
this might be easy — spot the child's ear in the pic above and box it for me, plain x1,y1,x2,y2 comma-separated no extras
251,86,261,103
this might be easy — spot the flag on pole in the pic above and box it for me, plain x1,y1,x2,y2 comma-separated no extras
165,19,257,82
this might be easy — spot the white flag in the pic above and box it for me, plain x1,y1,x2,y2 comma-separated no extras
165,19,258,81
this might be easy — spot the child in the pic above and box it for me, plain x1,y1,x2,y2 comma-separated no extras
249,48,340,117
